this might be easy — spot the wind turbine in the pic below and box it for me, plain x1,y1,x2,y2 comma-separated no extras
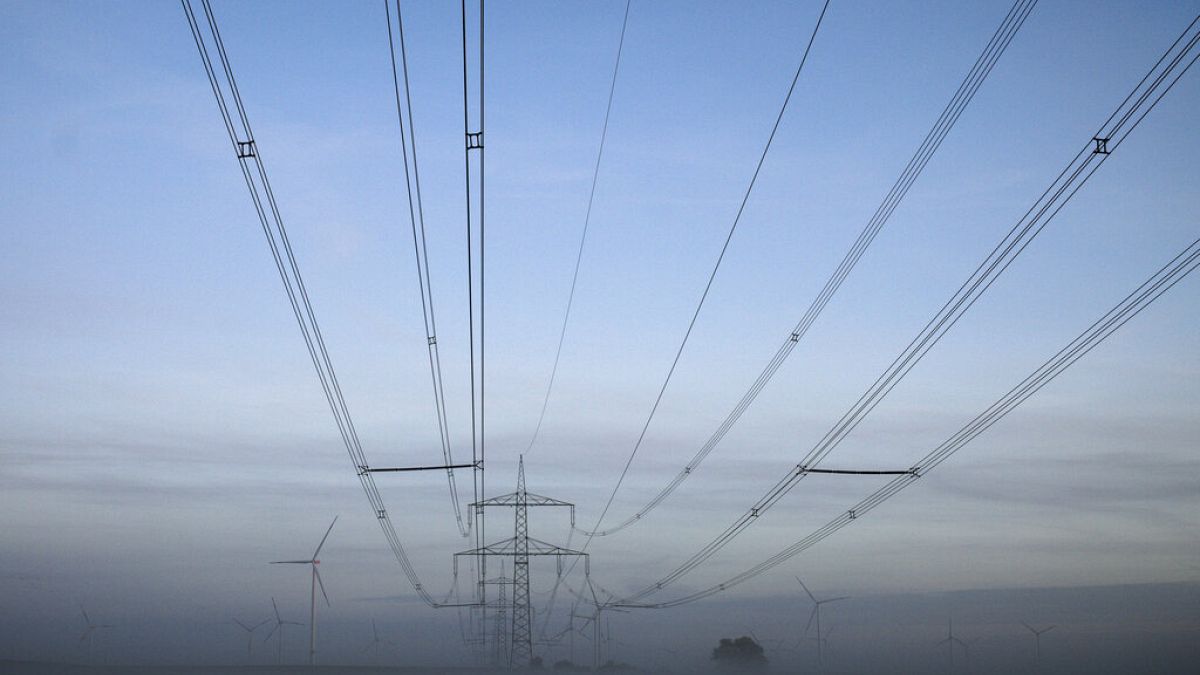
795,576,847,669
263,597,304,665
78,605,114,664
270,515,337,666
1021,621,1055,666
364,618,382,665
935,618,965,671
232,617,269,662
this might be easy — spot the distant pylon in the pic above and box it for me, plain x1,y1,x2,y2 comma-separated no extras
493,563,509,667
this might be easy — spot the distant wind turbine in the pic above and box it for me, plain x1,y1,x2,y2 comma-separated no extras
270,515,337,666
78,605,114,664
1021,621,1056,666
795,576,848,669
263,596,304,665
232,617,269,662
935,618,965,671
364,618,382,665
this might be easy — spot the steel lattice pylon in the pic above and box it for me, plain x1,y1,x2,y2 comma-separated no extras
510,458,533,666
456,456,587,668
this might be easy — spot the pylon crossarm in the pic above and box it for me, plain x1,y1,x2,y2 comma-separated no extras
472,491,574,507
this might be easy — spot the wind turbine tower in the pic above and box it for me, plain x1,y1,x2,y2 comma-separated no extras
795,576,847,669
78,606,114,664
1021,621,1056,667
936,618,965,671
269,516,337,666
364,618,383,665
232,617,268,662
264,597,303,665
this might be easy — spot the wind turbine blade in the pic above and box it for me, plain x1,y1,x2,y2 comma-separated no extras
312,516,338,559
80,606,91,626
252,618,270,631
80,629,91,643
272,597,282,622
1042,625,1057,634
1020,621,1035,634
314,565,330,606
804,606,818,635
270,560,312,565
233,619,250,631
263,623,278,642
823,596,850,604
795,576,817,603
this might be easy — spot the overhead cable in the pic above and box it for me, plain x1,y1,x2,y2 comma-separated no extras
619,228,1200,607
576,0,1039,538
615,12,1200,601
578,0,833,563
384,0,469,537
183,0,456,607
526,0,633,456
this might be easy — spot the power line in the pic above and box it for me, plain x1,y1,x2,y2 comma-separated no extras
579,0,832,565
612,12,1200,603
526,0,633,456
182,0,458,608
545,0,833,639
384,0,468,537
576,0,1038,538
459,0,489,638
618,228,1200,608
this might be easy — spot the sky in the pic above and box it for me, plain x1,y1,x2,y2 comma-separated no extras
1,0,1198,671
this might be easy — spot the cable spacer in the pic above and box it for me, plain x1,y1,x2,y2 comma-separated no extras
466,131,483,150
1093,137,1111,155
236,140,256,158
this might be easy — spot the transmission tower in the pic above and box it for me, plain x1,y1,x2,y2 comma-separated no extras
456,456,586,668
487,563,511,667
511,457,533,665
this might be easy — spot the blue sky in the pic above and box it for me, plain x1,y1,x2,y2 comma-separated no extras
1,0,1198,668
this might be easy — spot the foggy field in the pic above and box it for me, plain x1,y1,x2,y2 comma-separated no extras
0,665,514,675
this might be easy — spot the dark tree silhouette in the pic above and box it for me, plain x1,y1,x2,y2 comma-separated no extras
712,635,768,670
